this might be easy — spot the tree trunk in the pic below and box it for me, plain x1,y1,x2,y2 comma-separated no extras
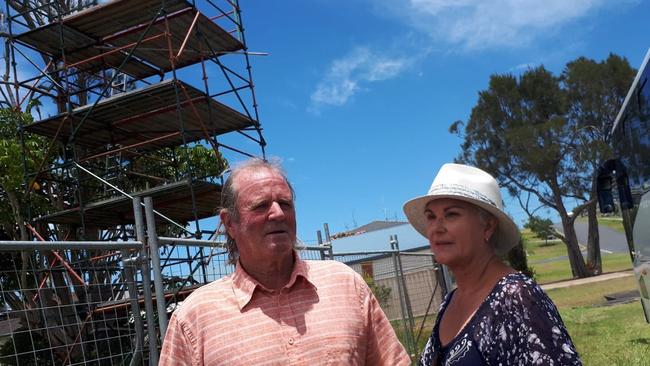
586,180,602,274
549,179,590,278
561,217,590,278
5,190,32,289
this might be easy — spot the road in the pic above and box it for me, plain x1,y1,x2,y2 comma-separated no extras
553,221,629,254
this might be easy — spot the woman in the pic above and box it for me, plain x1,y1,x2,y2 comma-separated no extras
403,163,581,365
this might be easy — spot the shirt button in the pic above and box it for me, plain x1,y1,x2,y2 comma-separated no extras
288,338,294,345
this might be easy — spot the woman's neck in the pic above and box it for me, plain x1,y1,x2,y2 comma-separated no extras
452,255,512,296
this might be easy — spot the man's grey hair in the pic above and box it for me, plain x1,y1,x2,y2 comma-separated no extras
220,158,295,264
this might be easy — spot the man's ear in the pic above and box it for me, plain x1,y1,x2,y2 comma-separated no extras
220,209,234,236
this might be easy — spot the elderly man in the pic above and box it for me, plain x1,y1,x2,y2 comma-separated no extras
159,159,410,365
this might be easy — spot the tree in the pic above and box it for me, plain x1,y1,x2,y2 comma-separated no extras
451,66,592,278
524,216,555,240
363,275,392,309
452,55,636,278
507,238,535,278
562,54,636,274
0,106,52,240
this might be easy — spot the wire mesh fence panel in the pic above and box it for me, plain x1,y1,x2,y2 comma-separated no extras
0,247,146,366
335,254,398,316
298,246,330,261
331,250,443,359
155,242,235,318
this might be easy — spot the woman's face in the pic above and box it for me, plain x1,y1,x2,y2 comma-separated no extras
424,198,496,267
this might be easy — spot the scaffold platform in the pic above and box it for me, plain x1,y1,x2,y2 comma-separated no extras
15,0,244,78
33,180,221,227
24,79,254,155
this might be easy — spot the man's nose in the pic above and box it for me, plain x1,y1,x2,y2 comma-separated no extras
268,201,286,219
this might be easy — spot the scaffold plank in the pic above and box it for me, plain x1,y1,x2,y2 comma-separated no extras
15,11,162,78
24,79,254,154
15,0,243,78
110,9,244,71
33,180,221,227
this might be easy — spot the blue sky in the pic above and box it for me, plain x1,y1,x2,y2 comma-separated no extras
230,0,649,242
7,0,649,243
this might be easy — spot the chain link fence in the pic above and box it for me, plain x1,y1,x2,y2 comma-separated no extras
330,245,446,358
1,201,445,364
0,242,145,366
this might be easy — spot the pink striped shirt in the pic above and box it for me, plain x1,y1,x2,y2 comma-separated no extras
159,255,410,365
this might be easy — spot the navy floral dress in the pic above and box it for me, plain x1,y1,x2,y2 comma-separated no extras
418,272,581,365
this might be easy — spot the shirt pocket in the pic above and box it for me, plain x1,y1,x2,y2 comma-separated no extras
324,335,362,365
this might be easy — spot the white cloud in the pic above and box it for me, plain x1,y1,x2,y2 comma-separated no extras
310,47,412,110
511,62,538,71
381,0,631,51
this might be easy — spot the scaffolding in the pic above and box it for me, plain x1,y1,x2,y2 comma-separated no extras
0,0,265,364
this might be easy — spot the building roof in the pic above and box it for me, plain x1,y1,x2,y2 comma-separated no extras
331,220,407,240
352,220,408,233
331,222,429,252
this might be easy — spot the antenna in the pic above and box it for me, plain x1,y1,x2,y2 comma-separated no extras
0,12,6,34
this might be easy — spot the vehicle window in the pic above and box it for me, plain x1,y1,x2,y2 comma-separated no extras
610,51,650,322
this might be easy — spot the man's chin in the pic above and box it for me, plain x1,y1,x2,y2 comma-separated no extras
265,238,296,251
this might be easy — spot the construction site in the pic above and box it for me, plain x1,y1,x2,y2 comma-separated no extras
0,0,271,364
0,1,444,364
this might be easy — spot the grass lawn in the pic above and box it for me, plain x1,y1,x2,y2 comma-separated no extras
533,252,632,284
392,317,432,361
561,301,650,365
523,229,571,263
546,276,650,365
546,276,638,308
576,215,625,233
525,238,568,262
522,228,633,284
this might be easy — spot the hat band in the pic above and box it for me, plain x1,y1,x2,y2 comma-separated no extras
428,184,498,208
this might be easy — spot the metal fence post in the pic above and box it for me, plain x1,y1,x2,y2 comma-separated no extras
324,223,334,259
317,230,325,260
390,235,415,356
144,197,169,342
433,255,449,298
133,197,159,365
393,235,416,335
121,252,143,366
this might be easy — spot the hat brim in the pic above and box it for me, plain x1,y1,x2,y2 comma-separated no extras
403,194,520,256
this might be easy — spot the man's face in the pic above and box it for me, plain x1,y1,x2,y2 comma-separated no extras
223,168,297,266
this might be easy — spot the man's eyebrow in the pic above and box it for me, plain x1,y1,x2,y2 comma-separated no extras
244,197,267,207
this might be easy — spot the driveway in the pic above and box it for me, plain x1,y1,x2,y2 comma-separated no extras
553,221,629,254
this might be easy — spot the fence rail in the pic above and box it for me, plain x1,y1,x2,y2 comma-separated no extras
0,200,445,364
0,243,146,365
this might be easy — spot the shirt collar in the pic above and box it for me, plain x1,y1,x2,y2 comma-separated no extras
231,250,316,310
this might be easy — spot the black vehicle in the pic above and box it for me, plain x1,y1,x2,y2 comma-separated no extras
598,49,650,323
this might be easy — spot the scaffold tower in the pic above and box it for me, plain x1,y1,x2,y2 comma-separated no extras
0,0,266,364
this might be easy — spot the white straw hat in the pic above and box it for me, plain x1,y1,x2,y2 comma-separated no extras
403,163,520,255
